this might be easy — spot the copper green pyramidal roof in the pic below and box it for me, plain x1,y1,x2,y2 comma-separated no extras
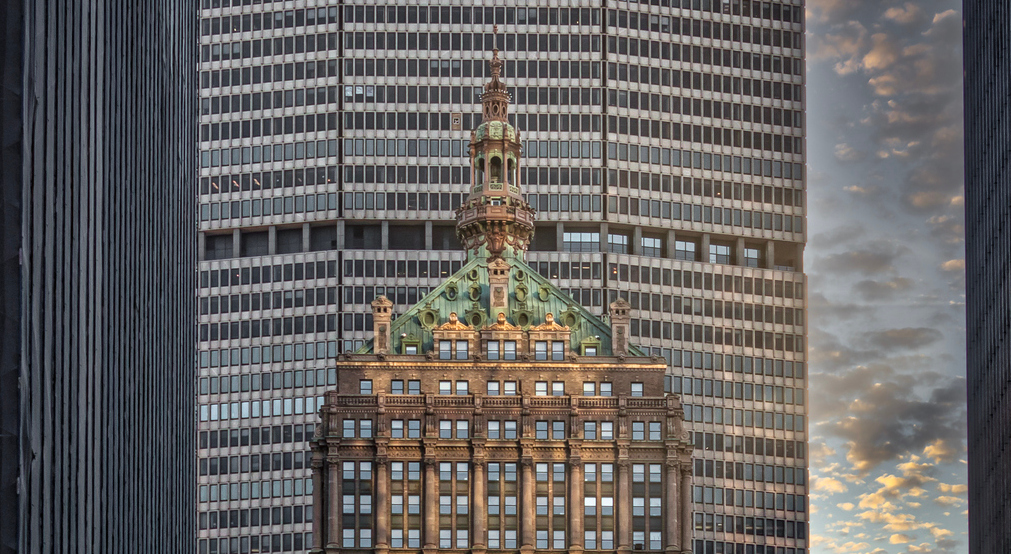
355,256,645,357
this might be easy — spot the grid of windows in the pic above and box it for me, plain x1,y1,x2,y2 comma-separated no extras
197,0,808,551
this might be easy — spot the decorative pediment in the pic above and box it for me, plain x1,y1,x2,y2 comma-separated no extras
485,312,521,331
531,312,569,331
435,312,473,331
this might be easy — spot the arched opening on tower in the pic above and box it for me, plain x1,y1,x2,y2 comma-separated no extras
490,157,502,183
507,158,516,186
476,157,485,186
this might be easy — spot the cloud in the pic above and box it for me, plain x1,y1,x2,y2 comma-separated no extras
862,33,900,71
883,3,922,24
862,327,944,351
814,476,850,494
924,439,960,463
853,277,915,300
940,259,964,271
818,242,909,275
891,533,914,544
834,143,866,162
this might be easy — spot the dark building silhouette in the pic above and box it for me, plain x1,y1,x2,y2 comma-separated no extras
0,1,196,553
964,2,1011,552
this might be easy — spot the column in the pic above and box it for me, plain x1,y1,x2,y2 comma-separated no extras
521,459,535,552
765,240,776,269
631,226,643,256
311,455,325,552
375,460,390,551
680,465,692,553
232,228,241,257
268,225,277,255
617,461,631,552
666,229,676,259
326,458,340,550
472,461,487,551
198,232,206,260
665,462,679,552
381,220,390,250
424,460,439,549
424,221,433,250
302,222,311,251
735,237,746,266
568,461,584,553
556,223,565,251
700,233,711,263
600,222,610,253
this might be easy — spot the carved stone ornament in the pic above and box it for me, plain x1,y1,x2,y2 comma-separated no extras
435,312,472,331
530,312,569,331
486,311,520,331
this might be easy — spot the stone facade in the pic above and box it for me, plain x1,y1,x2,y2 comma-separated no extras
310,49,692,554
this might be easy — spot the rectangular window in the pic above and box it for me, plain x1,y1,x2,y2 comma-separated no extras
488,421,501,439
631,382,644,397
359,379,373,394
552,421,565,439
552,381,565,396
535,341,548,360
439,341,452,360
536,421,549,439
487,341,500,360
536,381,548,396
551,341,565,360
601,421,614,440
360,419,373,438
440,420,452,439
391,419,405,438
391,380,404,394
408,380,421,394
455,340,469,359
456,381,469,395
503,381,517,395
585,345,597,356
487,381,500,395
504,340,517,360
504,420,518,439
584,421,597,440
440,380,452,395
600,382,613,397
583,382,596,396
408,419,421,438
675,240,697,261
709,243,732,264
343,419,355,438
456,420,469,438
632,421,645,440
744,247,761,267
649,422,662,440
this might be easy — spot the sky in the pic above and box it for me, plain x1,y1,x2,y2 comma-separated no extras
804,0,967,552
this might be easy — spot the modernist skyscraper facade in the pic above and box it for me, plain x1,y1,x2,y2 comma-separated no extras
197,1,808,553
0,1,196,553
311,60,693,554
964,1,1011,552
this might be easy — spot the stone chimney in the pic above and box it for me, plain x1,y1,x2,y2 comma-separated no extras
371,296,393,354
609,298,631,356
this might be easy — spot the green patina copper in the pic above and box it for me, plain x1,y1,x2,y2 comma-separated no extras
355,255,644,357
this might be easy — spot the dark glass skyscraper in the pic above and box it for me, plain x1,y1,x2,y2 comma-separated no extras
197,1,808,552
964,2,1011,552
0,1,197,553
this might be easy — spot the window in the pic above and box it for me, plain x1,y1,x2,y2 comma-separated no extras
404,343,419,355
456,420,469,439
359,380,373,394
440,420,452,439
535,341,548,360
583,382,596,396
536,421,549,439
631,382,644,397
360,419,373,438
551,341,565,361
456,381,469,395
744,247,761,267
488,421,501,439
456,340,468,360
391,419,405,438
584,421,597,440
563,231,600,252
504,340,517,360
649,422,662,440
600,421,614,440
632,421,645,440
608,233,629,254
536,381,548,396
343,419,356,438
552,421,565,439
408,380,421,395
672,240,697,263
440,381,452,395
642,236,662,257
710,243,732,264
504,420,518,439
487,381,500,395
439,341,451,360
503,381,518,396
391,380,404,394
487,341,500,360
600,382,613,396
552,381,565,396
584,345,597,356
408,419,421,438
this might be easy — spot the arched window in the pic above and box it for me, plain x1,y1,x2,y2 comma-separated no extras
507,158,516,186
476,158,485,185
490,157,502,182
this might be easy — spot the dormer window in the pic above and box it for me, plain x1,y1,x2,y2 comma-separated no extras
551,341,565,361
486,340,518,361
535,341,548,360
504,341,517,360
584,346,597,356
456,341,468,360
487,341,500,360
